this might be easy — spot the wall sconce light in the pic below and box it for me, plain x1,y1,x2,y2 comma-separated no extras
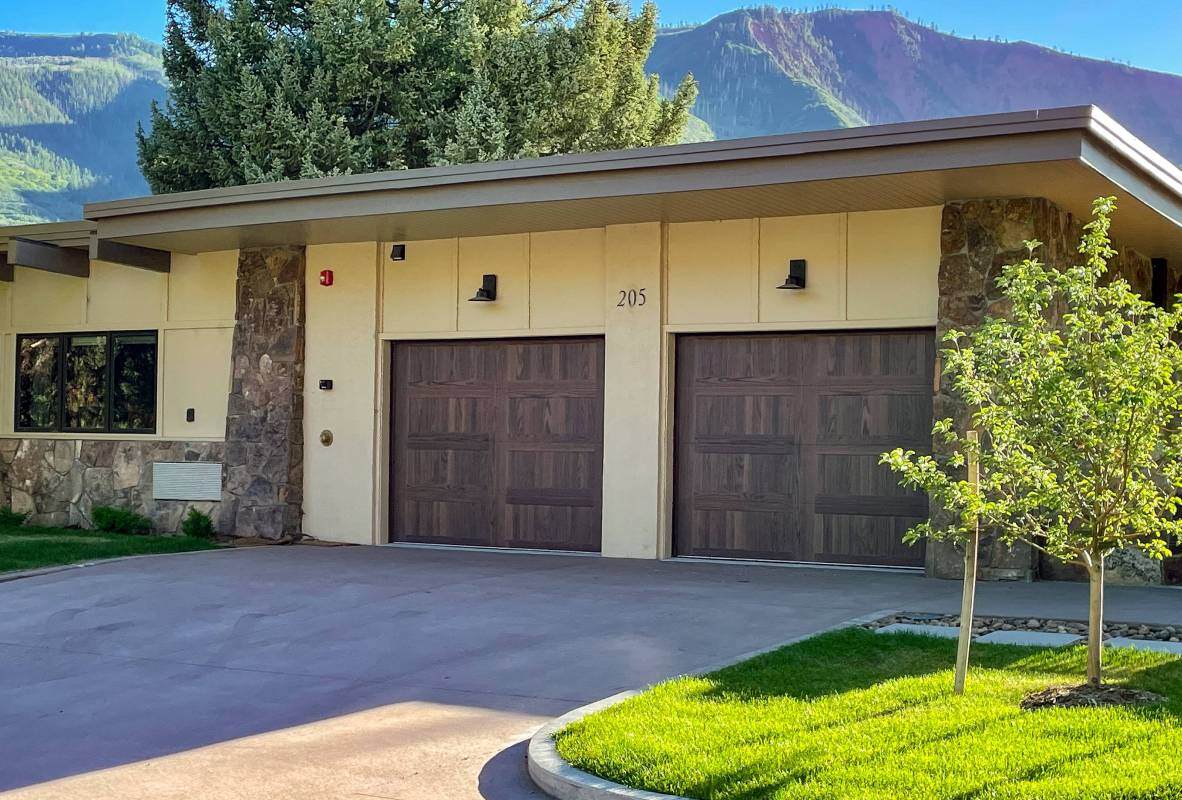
469,274,497,302
389,244,406,261
777,259,807,290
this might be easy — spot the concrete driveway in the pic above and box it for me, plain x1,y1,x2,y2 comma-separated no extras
1,545,1179,799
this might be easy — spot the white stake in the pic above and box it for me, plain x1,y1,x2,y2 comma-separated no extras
954,429,980,695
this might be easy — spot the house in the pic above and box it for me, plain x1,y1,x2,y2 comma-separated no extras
2,106,1180,583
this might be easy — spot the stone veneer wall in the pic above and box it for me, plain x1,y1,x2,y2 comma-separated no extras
220,246,306,539
0,440,225,532
933,197,1168,584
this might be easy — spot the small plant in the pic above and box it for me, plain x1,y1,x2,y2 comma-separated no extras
0,506,28,528
91,506,153,536
181,508,216,540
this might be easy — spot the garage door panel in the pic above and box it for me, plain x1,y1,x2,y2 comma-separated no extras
504,395,602,442
817,453,927,499
689,336,805,386
691,394,802,439
406,395,494,435
817,393,931,445
392,337,604,551
501,504,601,551
808,330,935,382
688,509,803,559
813,513,926,566
506,339,602,382
675,330,932,566
401,449,492,492
403,343,499,388
691,451,800,498
506,449,600,496
397,499,494,547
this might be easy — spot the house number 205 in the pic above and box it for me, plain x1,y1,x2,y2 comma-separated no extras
617,288,647,308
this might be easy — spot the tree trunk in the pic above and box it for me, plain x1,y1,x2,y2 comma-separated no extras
1086,553,1105,686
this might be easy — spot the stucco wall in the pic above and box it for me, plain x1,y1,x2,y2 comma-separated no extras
304,242,380,545
381,230,607,338
666,208,940,329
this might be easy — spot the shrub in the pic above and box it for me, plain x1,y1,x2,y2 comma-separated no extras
181,508,216,540
0,506,28,527
91,506,153,536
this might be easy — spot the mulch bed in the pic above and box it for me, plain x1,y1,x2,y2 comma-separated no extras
1021,683,1166,711
865,612,1181,643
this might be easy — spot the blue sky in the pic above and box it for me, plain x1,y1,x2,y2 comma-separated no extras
3,1,1181,76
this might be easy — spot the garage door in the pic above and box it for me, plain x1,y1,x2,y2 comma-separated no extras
674,330,934,566
390,337,604,551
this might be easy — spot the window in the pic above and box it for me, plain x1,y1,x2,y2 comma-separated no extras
16,331,158,434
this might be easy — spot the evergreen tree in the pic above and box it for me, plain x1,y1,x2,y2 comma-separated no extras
138,0,697,192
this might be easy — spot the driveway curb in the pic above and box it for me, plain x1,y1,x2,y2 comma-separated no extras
527,608,898,800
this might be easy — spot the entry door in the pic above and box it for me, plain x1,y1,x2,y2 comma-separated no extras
391,337,604,551
674,330,934,566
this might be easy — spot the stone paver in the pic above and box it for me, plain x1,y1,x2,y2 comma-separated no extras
0,545,1178,799
1105,637,1182,654
875,622,961,639
976,630,1083,646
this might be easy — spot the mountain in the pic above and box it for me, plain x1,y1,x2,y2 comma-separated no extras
0,32,166,225
648,7,1182,164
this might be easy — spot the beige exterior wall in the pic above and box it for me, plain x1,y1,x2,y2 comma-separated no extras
0,251,237,441
303,242,381,545
381,229,607,338
666,207,940,330
601,222,665,558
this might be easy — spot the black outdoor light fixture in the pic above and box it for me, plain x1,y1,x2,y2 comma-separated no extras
777,258,807,290
389,243,406,261
469,273,498,302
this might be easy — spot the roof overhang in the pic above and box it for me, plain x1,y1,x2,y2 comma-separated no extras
23,106,1182,264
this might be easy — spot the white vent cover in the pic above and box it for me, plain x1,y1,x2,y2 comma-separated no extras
153,462,223,502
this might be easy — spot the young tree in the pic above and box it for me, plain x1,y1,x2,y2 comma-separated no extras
137,0,697,193
882,198,1182,687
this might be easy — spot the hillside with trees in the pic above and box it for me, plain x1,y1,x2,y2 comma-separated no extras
0,32,166,224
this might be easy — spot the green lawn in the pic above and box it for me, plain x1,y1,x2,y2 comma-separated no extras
0,523,219,573
556,628,1182,800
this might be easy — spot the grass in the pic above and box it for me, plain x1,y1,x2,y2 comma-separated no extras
555,628,1182,800
0,522,219,573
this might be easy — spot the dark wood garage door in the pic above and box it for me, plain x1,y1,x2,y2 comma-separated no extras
674,330,934,566
390,337,604,551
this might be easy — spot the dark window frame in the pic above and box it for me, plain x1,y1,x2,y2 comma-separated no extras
15,330,159,435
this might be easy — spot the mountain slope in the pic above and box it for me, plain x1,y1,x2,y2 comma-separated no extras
649,8,1182,164
0,33,166,224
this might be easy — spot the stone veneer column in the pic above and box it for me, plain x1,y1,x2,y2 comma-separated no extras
934,198,1163,583
221,246,306,539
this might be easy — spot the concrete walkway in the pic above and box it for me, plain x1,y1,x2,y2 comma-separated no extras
0,545,1178,799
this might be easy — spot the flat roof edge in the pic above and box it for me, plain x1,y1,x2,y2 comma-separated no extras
84,106,1105,221
1084,108,1182,198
